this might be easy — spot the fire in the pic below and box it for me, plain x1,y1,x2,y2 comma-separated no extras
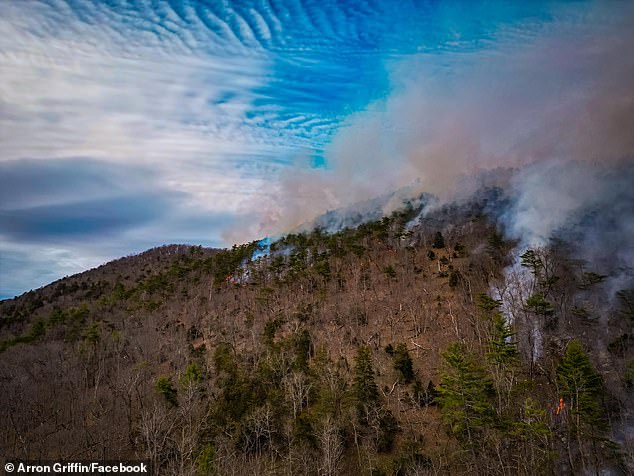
555,397,566,415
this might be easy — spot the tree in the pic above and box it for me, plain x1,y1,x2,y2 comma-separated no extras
432,232,445,249
487,312,518,368
195,444,216,475
383,265,397,280
520,249,542,275
318,416,343,476
436,343,493,445
556,340,602,425
525,293,554,317
283,371,312,420
139,402,177,474
477,293,518,411
392,343,415,384
449,270,461,288
487,311,519,414
156,376,178,407
556,340,604,471
525,292,556,329
510,398,552,473
520,248,558,293
616,289,634,323
180,361,203,387
477,293,503,315
353,345,378,421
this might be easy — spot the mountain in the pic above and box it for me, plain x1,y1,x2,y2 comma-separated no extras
1,187,633,475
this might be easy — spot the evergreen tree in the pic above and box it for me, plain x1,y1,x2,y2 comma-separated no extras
180,361,204,386
156,376,178,407
525,292,556,329
525,293,554,317
392,343,415,384
353,345,379,420
556,340,602,426
432,231,445,249
437,343,493,444
520,249,542,276
511,398,553,471
477,293,503,315
487,312,518,367
477,293,518,415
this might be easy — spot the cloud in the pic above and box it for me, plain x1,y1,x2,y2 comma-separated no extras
0,158,158,209
0,156,250,295
0,0,277,297
0,3,278,210
0,242,107,300
0,158,190,241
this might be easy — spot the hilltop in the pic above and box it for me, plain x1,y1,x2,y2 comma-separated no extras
1,187,632,475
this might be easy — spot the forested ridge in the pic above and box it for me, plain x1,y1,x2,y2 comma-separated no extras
1,190,632,475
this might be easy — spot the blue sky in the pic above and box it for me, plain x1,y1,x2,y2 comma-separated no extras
1,0,632,298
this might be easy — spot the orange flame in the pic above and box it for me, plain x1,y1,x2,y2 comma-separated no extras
555,397,565,415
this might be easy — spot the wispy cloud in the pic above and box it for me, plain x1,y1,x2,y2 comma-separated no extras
0,0,281,296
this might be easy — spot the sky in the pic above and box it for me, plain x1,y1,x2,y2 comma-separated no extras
1,0,633,299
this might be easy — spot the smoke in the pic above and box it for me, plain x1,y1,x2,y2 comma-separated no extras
504,161,619,245
501,158,633,285
228,3,634,242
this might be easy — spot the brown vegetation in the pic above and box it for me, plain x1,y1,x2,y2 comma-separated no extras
1,193,632,475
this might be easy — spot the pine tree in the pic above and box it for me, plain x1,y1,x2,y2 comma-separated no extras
477,293,518,415
436,343,493,444
432,231,445,249
556,340,602,426
525,293,554,317
392,343,415,384
520,249,542,275
511,398,553,472
487,312,518,367
156,376,178,407
353,345,378,421
476,293,518,366
477,293,503,315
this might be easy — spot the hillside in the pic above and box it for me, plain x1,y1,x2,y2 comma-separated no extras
1,189,633,475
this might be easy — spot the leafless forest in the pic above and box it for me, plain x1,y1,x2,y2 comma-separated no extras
1,189,632,475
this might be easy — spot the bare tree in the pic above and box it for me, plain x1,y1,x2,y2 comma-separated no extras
283,371,312,420
318,416,343,476
138,402,177,475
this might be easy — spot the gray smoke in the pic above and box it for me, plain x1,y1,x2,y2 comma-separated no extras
226,6,634,339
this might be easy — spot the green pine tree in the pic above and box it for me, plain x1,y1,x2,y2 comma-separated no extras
392,343,415,384
520,249,542,275
556,340,602,426
487,312,518,367
436,343,493,444
525,293,555,317
511,398,553,471
156,376,178,407
353,345,379,421
477,293,503,316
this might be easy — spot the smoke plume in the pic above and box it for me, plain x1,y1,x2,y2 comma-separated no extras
230,3,634,245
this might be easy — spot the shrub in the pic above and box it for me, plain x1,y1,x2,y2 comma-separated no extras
156,376,178,407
